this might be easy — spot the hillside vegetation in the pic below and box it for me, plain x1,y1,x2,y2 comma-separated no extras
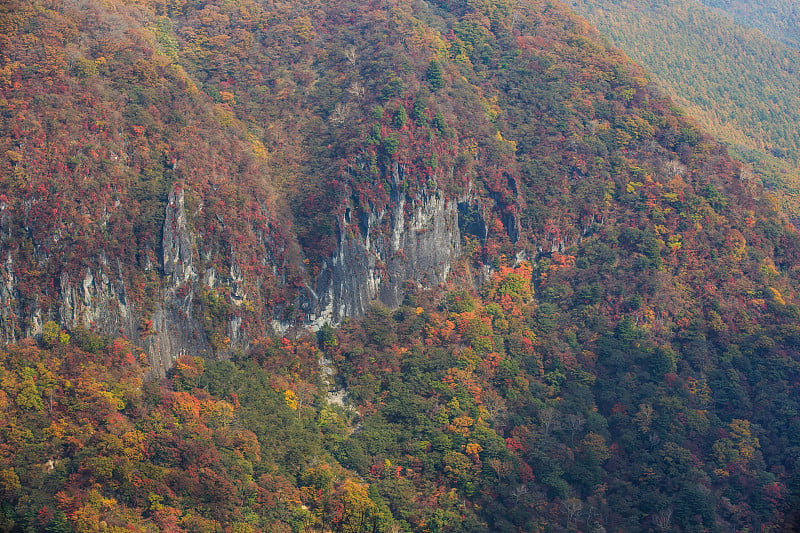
699,0,800,48
2,0,800,531
567,0,800,220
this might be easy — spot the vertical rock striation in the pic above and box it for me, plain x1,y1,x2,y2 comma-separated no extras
145,187,210,376
307,164,461,328
0,170,468,374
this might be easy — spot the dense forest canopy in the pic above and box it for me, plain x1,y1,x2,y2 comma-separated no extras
698,0,800,48
566,0,800,222
1,0,800,531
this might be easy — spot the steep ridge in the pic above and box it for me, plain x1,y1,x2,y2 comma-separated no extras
566,0,800,220
698,0,800,48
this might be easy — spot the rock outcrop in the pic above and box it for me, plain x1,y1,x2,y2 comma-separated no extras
305,163,461,328
0,167,468,375
0,254,20,344
144,187,210,376
58,259,136,339
53,188,211,376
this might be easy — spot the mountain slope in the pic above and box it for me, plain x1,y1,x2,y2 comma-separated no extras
2,0,800,530
565,0,800,221
698,0,800,48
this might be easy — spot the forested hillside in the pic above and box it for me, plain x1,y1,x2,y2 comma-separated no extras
698,0,800,48
567,0,800,221
2,0,800,531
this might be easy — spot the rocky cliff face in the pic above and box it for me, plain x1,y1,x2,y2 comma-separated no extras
0,0,534,375
0,254,22,344
0,167,466,375
144,187,210,376
58,259,136,342
50,188,212,375
305,163,462,328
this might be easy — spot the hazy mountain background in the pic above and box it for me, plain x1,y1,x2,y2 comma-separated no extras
698,0,800,48
567,0,800,221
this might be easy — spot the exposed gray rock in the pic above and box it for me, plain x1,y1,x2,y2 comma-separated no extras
0,254,19,343
58,259,136,339
144,187,209,376
306,163,461,329
163,188,195,283
0,167,472,375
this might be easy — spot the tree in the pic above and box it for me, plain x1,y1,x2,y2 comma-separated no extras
563,497,583,525
652,507,673,530
427,60,444,90
565,413,586,443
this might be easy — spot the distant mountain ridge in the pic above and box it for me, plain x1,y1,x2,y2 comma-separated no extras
567,0,800,220
698,0,800,48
